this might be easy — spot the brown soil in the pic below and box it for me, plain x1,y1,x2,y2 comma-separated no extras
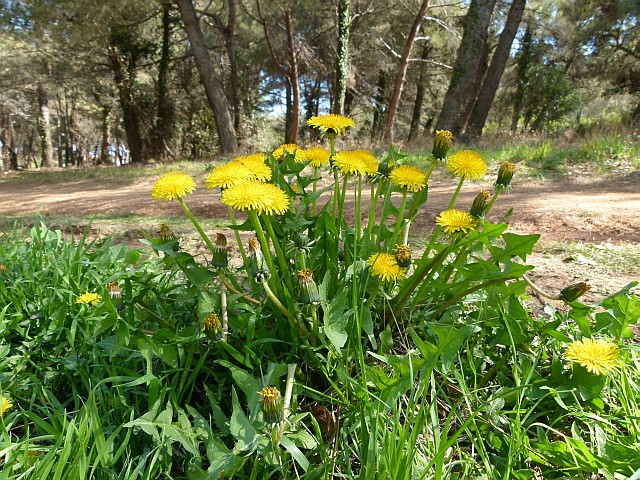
1,170,639,305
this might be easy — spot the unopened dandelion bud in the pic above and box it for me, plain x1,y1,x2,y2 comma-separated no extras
495,161,515,193
432,130,453,161
107,282,124,312
394,244,412,268
560,282,591,303
0,263,7,274
259,386,284,426
377,159,396,177
202,313,223,340
294,232,311,250
158,223,176,242
248,237,270,281
211,233,229,268
470,190,492,219
298,269,320,305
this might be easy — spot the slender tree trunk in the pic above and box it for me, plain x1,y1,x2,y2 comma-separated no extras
225,0,242,134
100,106,110,164
37,83,54,168
154,1,176,157
510,23,533,133
284,7,300,143
371,69,387,139
1,113,11,172
435,0,497,135
174,0,238,153
466,0,527,137
285,82,293,142
383,0,430,142
56,116,64,167
109,44,144,164
408,42,431,142
333,0,350,115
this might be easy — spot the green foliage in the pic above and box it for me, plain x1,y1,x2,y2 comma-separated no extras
1,133,640,478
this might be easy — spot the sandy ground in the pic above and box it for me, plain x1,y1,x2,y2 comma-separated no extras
1,169,639,305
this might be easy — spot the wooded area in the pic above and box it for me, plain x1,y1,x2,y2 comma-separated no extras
0,0,638,168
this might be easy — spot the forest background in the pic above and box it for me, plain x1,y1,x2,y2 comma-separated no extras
1,0,638,168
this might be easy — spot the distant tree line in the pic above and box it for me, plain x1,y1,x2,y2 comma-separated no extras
0,0,638,169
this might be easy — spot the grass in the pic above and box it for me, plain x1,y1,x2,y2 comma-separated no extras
536,241,640,274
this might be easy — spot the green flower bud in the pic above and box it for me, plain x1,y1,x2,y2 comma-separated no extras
158,223,176,242
211,233,229,268
394,244,412,268
432,130,453,161
495,161,515,193
560,282,591,303
259,386,284,426
298,269,320,305
377,159,396,177
248,238,270,282
202,313,223,340
107,282,124,312
469,190,492,219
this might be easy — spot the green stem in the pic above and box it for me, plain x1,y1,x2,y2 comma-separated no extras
388,189,408,248
522,274,561,300
312,167,319,215
247,210,276,276
375,182,393,246
337,174,349,237
447,176,465,210
178,198,216,254
484,191,501,218
354,176,363,241
430,277,517,318
261,279,310,338
406,162,436,221
220,272,260,305
262,215,295,293
332,168,340,217
366,181,381,239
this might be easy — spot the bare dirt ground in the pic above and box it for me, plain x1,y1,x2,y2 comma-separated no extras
1,169,639,306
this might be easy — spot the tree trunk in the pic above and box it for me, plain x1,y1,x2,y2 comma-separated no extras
174,0,238,153
284,7,300,143
154,1,176,157
510,23,533,133
37,82,54,168
458,39,490,133
285,81,293,142
225,0,242,134
371,69,387,139
466,0,527,137
408,42,431,142
109,43,144,164
435,0,497,135
383,0,430,142
1,113,11,172
100,105,110,165
332,0,350,115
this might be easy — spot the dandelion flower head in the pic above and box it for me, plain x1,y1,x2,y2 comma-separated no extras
367,253,404,282
272,144,307,162
205,161,255,189
307,114,355,136
333,151,367,176
565,338,620,375
446,150,487,180
76,292,102,306
1,396,13,416
436,209,476,235
389,165,428,192
351,150,379,176
235,153,272,182
305,146,332,168
222,180,290,215
152,171,197,201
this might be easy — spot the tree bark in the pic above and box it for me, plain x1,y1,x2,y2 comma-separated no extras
458,40,490,132
154,1,176,157
371,69,387,139
466,0,527,137
37,82,54,168
100,105,110,165
1,113,11,172
332,0,350,115
510,23,533,133
435,0,497,135
284,7,299,143
109,43,144,164
382,0,430,142
226,0,241,134
174,0,238,153
408,42,431,142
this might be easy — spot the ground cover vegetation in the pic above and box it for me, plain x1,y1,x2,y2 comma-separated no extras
1,120,639,478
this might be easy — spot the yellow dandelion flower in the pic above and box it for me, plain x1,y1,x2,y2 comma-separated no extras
446,150,487,180
367,253,404,282
351,150,379,175
76,292,102,306
272,144,306,162
565,338,620,375
1,396,13,416
222,180,290,215
389,165,428,192
436,209,476,235
151,171,196,201
307,114,355,136
235,154,272,182
205,161,255,189
305,146,332,168
333,151,367,176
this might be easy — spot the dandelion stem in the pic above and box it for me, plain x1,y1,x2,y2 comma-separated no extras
226,205,249,268
522,274,561,300
406,161,436,221
178,198,216,254
388,189,408,248
375,182,393,246
354,176,363,240
448,176,465,210
276,363,297,444
261,279,310,338
220,277,228,342
247,210,277,279
312,167,319,215
262,215,295,293
219,273,260,305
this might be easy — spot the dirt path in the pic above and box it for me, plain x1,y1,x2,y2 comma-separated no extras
1,171,638,304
